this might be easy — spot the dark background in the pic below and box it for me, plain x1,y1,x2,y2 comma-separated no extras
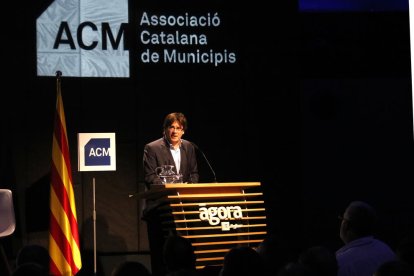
1,0,413,273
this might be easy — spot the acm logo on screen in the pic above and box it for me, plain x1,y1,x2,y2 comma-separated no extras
36,0,129,78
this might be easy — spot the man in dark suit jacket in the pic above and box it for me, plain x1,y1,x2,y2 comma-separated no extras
142,112,199,276
143,140,198,187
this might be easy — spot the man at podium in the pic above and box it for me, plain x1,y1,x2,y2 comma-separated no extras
143,112,199,187
142,112,199,276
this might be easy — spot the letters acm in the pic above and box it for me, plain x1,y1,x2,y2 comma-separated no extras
54,21,128,51
88,147,110,157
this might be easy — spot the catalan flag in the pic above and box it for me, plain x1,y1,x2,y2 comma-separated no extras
49,74,82,275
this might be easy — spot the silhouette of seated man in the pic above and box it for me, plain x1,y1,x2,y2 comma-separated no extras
111,260,151,276
256,234,298,276
298,245,338,276
12,263,48,276
336,201,396,276
220,246,264,276
163,235,197,276
14,244,49,275
374,260,414,276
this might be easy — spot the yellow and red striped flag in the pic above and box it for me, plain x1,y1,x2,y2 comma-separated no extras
49,75,82,276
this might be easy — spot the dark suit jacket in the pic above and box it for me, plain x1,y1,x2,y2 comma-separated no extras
143,137,199,188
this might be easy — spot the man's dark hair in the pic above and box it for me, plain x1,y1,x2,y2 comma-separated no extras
163,112,188,131
163,235,196,272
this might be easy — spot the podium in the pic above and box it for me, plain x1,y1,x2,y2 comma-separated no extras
141,182,267,269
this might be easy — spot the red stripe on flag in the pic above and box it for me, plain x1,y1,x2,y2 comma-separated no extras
50,163,81,249
54,107,73,182
50,210,80,275
49,256,61,275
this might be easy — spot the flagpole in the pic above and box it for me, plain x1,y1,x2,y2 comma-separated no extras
56,71,62,98
93,177,97,275
410,1,414,138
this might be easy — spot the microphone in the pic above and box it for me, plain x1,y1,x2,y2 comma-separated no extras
191,142,217,183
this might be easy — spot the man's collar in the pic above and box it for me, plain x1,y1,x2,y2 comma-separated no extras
164,136,182,149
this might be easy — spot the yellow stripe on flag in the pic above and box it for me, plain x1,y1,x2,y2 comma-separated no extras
50,188,82,268
52,135,78,220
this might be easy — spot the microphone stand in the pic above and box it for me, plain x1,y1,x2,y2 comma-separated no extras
192,142,217,183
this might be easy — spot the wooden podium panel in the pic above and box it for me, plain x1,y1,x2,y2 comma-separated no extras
143,182,267,269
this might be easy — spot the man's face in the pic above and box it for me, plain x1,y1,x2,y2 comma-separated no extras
339,209,351,243
166,121,184,145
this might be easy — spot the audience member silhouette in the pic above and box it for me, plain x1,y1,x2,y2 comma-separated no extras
220,246,264,276
298,245,338,276
163,235,197,276
336,201,396,276
12,262,48,276
277,262,312,276
76,249,105,276
199,265,221,276
111,260,152,276
256,235,299,276
373,259,414,276
396,233,414,269
14,244,49,274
